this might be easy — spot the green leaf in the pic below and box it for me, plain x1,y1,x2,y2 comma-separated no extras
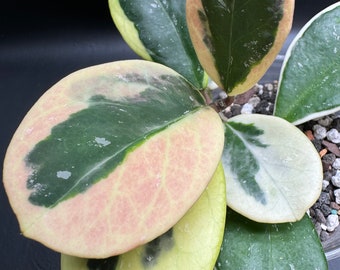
274,3,340,125
222,114,322,223
26,66,205,208
215,209,328,270
3,60,225,258
186,0,294,96
61,162,227,270
224,121,268,205
109,0,207,89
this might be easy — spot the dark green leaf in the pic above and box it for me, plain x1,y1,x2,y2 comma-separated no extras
110,0,207,89
187,0,293,95
215,209,328,270
223,121,268,205
26,72,204,208
201,0,284,88
275,3,340,124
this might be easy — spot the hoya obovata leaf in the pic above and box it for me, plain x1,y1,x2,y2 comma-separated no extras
215,209,328,270
186,0,294,96
274,2,340,125
222,114,322,223
109,0,207,89
3,60,225,258
61,162,227,270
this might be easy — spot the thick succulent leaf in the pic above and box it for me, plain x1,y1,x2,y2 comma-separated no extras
222,114,322,223
274,2,340,125
109,0,207,89
186,0,294,95
215,209,327,270
3,60,225,258
61,162,227,270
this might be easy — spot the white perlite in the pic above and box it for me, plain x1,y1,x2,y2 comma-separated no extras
334,189,340,204
313,124,327,139
317,116,333,127
321,223,328,231
241,103,254,114
333,159,340,170
327,128,340,143
326,214,339,232
332,170,340,187
265,83,274,91
322,180,330,191
248,96,261,107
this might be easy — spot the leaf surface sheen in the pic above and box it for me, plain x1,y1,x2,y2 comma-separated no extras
222,114,322,223
275,2,340,124
3,60,225,258
186,0,294,95
215,209,328,270
109,0,206,89
25,65,205,208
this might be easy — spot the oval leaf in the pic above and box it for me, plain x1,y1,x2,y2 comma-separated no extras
109,0,207,89
186,0,294,95
274,2,340,125
222,114,322,223
215,209,327,270
3,60,225,258
61,162,227,270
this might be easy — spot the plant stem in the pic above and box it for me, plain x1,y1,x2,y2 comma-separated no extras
210,96,234,113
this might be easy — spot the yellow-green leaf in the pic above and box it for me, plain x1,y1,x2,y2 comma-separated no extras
3,60,224,258
109,0,208,89
61,162,227,269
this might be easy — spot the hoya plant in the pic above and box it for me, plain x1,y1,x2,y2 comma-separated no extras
3,0,340,269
